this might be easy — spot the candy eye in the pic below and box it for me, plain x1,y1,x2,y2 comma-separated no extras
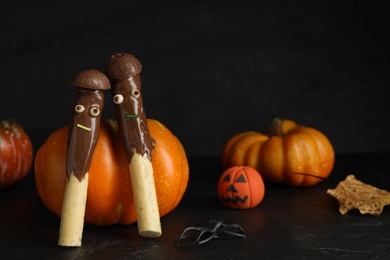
131,89,140,99
89,107,100,117
113,94,124,104
75,105,85,113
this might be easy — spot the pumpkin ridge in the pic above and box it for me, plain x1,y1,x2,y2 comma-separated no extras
245,142,262,169
222,131,257,168
229,132,267,167
302,129,323,186
244,135,268,169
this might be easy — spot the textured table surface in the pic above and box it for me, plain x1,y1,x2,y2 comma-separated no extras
1,153,389,259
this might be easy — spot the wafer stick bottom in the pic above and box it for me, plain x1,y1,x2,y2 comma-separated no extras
129,152,162,238
58,173,89,247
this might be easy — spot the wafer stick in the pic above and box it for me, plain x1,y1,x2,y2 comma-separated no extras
129,152,161,237
106,53,161,237
58,173,89,246
58,70,110,247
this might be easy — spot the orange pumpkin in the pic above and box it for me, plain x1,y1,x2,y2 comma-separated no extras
34,119,189,226
222,118,335,187
218,166,265,209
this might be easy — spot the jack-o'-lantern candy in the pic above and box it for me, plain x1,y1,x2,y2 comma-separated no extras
218,166,265,209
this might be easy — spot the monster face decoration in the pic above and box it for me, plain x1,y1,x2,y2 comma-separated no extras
105,53,155,162
66,71,109,180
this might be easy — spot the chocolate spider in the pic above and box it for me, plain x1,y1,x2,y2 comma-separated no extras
175,219,246,248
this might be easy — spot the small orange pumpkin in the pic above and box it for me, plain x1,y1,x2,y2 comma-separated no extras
218,166,265,209
222,118,335,187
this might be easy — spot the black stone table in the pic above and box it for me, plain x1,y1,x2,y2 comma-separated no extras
1,153,390,259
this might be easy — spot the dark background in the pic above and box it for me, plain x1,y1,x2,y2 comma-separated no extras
1,0,389,157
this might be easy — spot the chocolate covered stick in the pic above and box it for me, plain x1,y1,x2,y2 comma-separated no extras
106,53,161,238
58,70,110,247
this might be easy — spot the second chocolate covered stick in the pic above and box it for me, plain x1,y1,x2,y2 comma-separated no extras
106,53,161,238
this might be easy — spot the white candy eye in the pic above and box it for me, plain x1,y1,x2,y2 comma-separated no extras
75,105,85,113
113,94,124,104
89,107,100,117
131,89,140,99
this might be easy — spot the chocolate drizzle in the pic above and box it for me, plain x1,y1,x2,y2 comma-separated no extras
106,53,155,163
66,70,110,181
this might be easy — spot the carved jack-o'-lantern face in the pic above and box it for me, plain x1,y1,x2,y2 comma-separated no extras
218,166,265,209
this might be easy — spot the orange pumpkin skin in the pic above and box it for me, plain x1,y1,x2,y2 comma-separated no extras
34,119,189,226
222,119,335,187
218,166,265,209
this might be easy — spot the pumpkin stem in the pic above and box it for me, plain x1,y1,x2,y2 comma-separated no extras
268,118,284,136
268,118,297,136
